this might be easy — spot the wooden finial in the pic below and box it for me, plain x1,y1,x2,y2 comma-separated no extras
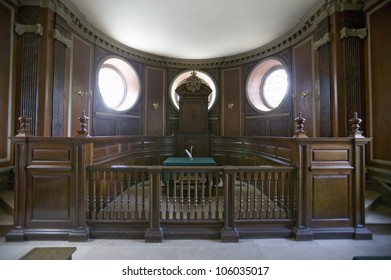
294,112,308,138
77,110,90,137
349,112,364,138
16,111,32,137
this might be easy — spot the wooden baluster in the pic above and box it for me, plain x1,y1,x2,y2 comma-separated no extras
266,172,272,219
208,173,213,219
253,172,258,219
141,173,146,220
280,172,286,219
104,171,111,220
98,171,104,220
119,171,125,220
111,171,117,220
200,172,206,219
91,171,97,220
194,172,199,219
273,172,279,219
187,175,191,220
172,173,177,220
260,172,265,219
165,171,170,220
86,171,91,220
135,174,140,220
126,173,132,220
215,171,220,219
285,171,290,218
238,172,244,219
180,172,184,220
246,172,251,219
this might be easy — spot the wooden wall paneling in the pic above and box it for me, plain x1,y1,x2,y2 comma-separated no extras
145,67,165,136
367,0,391,169
36,8,54,137
292,37,315,136
26,170,73,227
221,67,242,136
51,15,71,137
0,1,13,165
313,18,332,137
69,34,93,137
52,39,66,136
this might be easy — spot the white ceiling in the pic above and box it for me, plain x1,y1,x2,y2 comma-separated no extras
68,0,319,60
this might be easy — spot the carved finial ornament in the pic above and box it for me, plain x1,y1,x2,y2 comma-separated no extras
17,111,32,137
185,71,202,93
77,110,90,137
294,112,308,138
349,112,364,138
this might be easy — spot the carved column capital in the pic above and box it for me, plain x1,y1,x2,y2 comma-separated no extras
14,23,43,36
340,27,367,40
52,29,72,48
312,32,332,51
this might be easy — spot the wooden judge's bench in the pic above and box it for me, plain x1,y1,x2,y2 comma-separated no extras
174,71,212,158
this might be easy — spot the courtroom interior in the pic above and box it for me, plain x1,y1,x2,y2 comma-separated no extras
0,0,391,259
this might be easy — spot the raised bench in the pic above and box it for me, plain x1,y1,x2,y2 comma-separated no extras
20,247,77,260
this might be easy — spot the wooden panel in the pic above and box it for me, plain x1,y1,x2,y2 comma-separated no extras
312,175,349,219
0,2,12,163
145,67,165,136
32,148,71,162
95,118,116,136
293,37,314,136
368,1,391,169
27,143,73,166
222,68,242,136
70,35,92,136
312,150,348,162
29,174,71,221
310,144,351,168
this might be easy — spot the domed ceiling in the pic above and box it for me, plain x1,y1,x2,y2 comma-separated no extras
67,0,319,60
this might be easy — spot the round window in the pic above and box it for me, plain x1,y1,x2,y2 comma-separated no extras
169,70,217,111
246,59,288,112
97,57,140,111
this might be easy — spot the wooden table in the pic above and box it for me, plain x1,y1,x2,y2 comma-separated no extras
163,157,216,166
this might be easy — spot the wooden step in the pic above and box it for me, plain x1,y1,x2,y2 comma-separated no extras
0,190,14,215
20,247,77,260
365,190,381,211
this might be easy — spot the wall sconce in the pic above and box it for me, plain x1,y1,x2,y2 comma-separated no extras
227,103,235,110
293,91,310,99
152,102,159,110
76,90,92,98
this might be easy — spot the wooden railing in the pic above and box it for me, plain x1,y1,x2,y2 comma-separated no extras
85,165,296,241
6,131,373,242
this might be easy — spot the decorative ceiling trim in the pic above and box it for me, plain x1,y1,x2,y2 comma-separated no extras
19,0,367,68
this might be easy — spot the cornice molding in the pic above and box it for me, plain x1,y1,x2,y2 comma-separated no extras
18,0,366,67
14,23,43,36
52,28,72,48
312,32,332,51
340,27,367,39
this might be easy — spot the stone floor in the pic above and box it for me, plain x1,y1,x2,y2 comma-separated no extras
0,225,390,260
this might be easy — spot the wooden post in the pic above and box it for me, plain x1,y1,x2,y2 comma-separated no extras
145,166,163,242
221,166,239,242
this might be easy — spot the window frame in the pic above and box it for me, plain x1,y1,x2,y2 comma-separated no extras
246,58,289,113
96,56,141,112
